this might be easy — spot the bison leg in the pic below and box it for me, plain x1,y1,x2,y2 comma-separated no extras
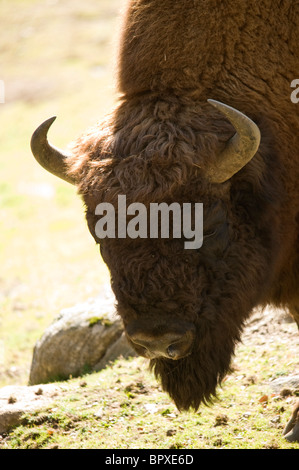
283,400,299,443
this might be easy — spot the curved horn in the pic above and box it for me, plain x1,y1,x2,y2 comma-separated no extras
206,99,261,184
31,117,77,185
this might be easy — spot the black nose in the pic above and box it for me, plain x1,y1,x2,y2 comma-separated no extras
126,324,195,360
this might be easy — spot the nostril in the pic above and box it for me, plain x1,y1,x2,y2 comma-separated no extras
126,322,195,360
167,344,179,358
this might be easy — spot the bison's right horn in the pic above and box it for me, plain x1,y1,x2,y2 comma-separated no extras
206,100,261,184
31,117,77,185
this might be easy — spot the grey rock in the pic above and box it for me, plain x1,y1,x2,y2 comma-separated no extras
270,375,299,393
0,384,61,434
93,332,136,371
29,285,136,385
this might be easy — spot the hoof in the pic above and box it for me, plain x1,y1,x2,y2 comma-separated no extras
283,400,299,443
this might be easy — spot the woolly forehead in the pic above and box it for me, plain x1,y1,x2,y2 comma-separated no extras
84,153,230,211
77,97,235,206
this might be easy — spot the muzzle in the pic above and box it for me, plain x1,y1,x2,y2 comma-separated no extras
125,319,195,360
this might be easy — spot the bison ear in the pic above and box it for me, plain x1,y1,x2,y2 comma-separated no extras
206,100,261,184
31,117,77,185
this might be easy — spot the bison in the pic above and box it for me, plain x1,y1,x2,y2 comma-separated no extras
31,0,299,441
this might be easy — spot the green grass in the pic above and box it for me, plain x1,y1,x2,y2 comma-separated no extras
1,353,298,449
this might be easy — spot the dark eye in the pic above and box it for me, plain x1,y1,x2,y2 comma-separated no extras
203,230,216,239
201,223,230,255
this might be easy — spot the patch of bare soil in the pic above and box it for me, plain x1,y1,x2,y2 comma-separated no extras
242,306,298,356
241,306,298,390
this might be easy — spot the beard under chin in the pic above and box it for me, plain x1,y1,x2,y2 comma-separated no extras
149,335,236,411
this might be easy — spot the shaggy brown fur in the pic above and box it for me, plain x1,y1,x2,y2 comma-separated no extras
66,0,299,411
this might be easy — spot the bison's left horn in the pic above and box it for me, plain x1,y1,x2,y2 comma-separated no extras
31,117,77,185
206,99,261,184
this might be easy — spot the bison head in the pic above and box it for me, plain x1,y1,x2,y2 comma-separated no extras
31,98,279,411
